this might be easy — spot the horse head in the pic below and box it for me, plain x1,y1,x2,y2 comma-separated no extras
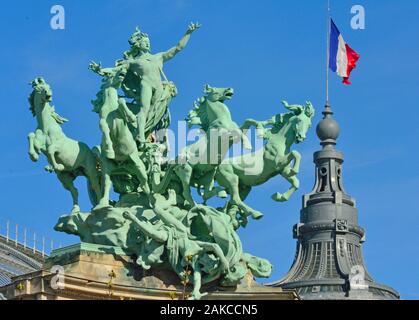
291,101,315,144
100,66,127,89
187,85,235,131
29,77,68,126
29,77,53,115
203,84,234,102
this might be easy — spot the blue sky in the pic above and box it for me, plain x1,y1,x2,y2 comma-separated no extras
0,0,418,299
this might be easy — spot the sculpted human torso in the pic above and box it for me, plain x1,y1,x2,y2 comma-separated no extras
127,53,164,90
120,23,201,144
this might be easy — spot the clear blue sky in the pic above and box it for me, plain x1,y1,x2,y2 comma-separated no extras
0,0,418,299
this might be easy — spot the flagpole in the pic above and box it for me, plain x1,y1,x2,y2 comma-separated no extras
326,0,331,106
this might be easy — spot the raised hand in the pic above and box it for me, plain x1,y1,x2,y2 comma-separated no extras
281,100,289,108
187,22,202,34
89,61,102,73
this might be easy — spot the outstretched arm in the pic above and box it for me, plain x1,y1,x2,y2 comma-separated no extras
89,61,113,76
161,22,201,62
154,200,189,234
89,60,128,77
123,211,168,243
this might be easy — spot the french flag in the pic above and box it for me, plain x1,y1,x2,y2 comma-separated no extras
329,19,360,85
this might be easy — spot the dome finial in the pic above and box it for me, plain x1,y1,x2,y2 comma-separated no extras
316,104,340,149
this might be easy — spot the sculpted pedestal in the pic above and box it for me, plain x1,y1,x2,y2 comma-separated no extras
1,243,298,300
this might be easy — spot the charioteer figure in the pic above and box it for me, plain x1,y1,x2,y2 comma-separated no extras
91,22,201,149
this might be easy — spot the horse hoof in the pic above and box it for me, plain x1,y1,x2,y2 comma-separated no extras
71,205,81,214
29,153,39,162
271,193,286,202
243,140,252,150
252,211,264,220
54,164,65,171
44,165,54,173
218,190,228,198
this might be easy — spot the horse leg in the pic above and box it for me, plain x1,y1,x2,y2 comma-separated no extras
226,203,241,229
238,129,252,150
129,153,150,195
224,184,252,228
216,165,263,221
271,173,300,202
100,118,115,159
46,144,65,171
34,130,46,154
96,157,113,209
201,168,227,202
235,184,253,228
202,186,227,203
57,172,80,213
28,132,39,162
174,164,196,207
201,169,215,198
289,150,302,176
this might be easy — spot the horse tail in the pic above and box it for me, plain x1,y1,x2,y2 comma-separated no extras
186,97,208,131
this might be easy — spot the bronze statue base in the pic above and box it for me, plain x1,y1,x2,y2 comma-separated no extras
1,243,298,300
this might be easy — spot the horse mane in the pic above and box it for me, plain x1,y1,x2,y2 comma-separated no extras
28,91,36,117
50,106,69,124
28,87,68,125
91,73,119,114
186,96,210,131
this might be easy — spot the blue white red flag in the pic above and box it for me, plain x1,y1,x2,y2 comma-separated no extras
329,19,360,85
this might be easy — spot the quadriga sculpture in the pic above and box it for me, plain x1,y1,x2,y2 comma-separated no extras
27,77,101,213
31,23,316,300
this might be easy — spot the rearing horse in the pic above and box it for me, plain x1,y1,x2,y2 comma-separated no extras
152,85,251,207
91,66,150,209
213,101,315,226
27,77,101,213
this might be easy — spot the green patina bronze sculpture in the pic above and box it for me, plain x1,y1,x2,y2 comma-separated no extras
28,77,102,213
28,23,315,300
